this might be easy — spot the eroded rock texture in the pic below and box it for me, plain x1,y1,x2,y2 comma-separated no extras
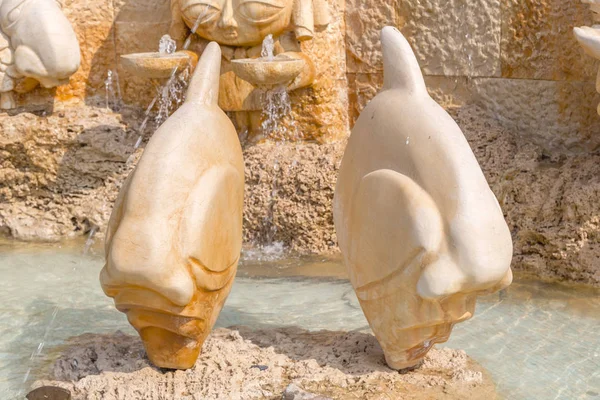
34,327,495,400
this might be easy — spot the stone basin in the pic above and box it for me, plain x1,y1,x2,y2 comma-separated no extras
231,56,305,87
120,51,198,79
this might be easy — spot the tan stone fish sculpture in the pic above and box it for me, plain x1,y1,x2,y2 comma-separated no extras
333,27,513,370
100,42,244,370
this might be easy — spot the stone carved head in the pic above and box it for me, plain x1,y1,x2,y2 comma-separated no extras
171,0,330,46
100,42,245,369
333,27,513,370
0,0,80,91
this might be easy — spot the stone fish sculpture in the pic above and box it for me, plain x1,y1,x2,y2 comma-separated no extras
333,27,513,370
0,0,80,108
100,42,244,370
574,0,600,115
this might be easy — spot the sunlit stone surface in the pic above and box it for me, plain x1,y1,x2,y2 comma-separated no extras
0,242,598,399
100,43,245,369
334,27,513,370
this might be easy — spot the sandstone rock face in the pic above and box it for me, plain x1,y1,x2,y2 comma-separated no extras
0,104,138,240
243,142,342,254
33,328,496,400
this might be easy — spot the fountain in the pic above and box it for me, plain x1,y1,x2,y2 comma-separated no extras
1,0,600,399
159,0,328,142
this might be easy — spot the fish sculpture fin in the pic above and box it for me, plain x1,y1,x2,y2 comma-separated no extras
185,41,221,106
346,169,443,300
179,166,244,291
381,26,427,95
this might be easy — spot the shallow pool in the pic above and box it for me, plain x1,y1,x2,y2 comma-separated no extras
1,240,599,399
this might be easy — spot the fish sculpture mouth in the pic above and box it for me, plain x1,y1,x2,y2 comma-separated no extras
105,285,222,370
381,321,460,370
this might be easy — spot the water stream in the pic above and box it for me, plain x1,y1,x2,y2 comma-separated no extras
0,240,598,399
130,6,210,153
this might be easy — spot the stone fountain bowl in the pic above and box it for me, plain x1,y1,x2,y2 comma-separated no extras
120,51,198,79
231,56,305,87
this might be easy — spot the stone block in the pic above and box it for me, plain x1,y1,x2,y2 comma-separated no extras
114,0,171,23
345,0,395,73
347,73,600,152
399,0,502,77
501,0,598,80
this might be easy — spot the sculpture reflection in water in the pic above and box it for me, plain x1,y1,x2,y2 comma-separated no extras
169,0,330,141
100,42,245,370
0,0,80,108
333,27,513,370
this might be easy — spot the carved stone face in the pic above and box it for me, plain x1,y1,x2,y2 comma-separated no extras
180,0,294,46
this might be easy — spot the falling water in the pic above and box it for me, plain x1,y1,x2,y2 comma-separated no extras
261,34,275,61
261,86,295,140
154,63,190,127
258,35,298,250
104,70,115,110
130,6,209,153
158,34,176,55
83,226,98,255
104,69,123,111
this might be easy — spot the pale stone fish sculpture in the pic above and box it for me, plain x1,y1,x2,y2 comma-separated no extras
0,0,81,108
100,42,244,370
574,0,600,115
333,27,513,370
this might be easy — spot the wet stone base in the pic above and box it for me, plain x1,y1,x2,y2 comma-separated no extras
1,103,600,285
33,328,496,400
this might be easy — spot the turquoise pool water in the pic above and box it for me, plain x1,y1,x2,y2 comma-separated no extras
0,240,599,399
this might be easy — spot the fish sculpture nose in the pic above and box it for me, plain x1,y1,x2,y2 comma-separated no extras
3,0,80,87
100,224,196,308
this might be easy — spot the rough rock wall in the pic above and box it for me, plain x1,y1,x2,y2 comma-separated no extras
345,0,600,153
